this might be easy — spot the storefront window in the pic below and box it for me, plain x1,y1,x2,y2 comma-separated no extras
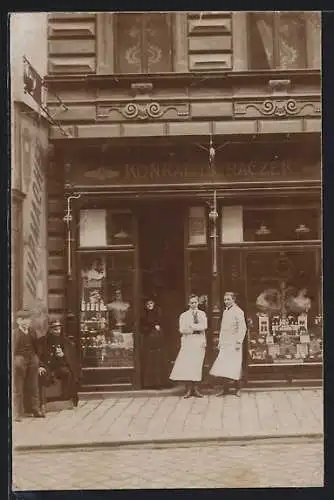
106,210,134,246
186,249,210,312
246,250,322,366
79,209,134,248
221,206,243,244
188,206,207,246
243,207,320,242
79,252,135,368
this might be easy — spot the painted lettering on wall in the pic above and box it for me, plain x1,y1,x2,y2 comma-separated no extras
76,158,320,186
25,143,44,297
22,126,47,308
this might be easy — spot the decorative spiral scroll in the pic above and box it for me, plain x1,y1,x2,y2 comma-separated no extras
147,102,162,118
124,103,139,119
261,99,299,117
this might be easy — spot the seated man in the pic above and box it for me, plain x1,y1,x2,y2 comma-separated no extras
38,320,81,410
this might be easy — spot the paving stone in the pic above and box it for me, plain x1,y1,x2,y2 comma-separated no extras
13,389,323,450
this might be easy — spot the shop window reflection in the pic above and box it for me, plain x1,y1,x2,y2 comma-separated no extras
243,208,320,242
107,211,134,246
79,252,135,368
246,251,322,366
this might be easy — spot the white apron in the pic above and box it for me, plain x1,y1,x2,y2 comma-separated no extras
170,308,207,382
210,304,247,381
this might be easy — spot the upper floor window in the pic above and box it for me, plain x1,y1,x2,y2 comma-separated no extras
249,11,308,70
116,13,173,73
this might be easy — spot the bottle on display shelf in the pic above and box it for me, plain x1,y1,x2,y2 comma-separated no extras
87,302,91,311
81,299,86,312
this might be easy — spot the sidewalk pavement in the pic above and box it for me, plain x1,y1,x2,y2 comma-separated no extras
12,388,323,451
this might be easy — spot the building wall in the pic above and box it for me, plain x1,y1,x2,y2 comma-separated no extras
10,13,49,336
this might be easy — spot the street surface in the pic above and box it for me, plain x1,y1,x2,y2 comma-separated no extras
13,440,323,489
13,389,323,450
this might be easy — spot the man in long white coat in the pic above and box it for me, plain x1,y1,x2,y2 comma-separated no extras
210,291,247,397
169,294,207,398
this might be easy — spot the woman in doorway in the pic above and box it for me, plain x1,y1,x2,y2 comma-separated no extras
140,297,166,389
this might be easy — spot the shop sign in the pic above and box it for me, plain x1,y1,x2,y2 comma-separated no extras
68,157,320,187
21,120,48,336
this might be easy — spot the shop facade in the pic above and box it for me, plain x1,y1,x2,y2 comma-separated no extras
45,11,322,390
47,137,321,391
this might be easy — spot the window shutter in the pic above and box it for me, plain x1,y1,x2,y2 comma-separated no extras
232,12,248,70
305,12,321,69
96,13,115,74
174,13,188,72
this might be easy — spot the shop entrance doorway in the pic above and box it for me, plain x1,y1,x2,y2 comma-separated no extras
138,202,186,388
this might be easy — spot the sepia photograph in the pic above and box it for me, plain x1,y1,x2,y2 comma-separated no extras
10,10,323,490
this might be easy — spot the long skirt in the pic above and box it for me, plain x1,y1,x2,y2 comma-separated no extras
142,333,165,388
210,343,242,381
169,333,206,382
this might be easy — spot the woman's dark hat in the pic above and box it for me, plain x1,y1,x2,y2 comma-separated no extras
50,320,63,328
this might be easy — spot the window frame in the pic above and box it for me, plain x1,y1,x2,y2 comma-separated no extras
115,12,174,74
248,11,308,70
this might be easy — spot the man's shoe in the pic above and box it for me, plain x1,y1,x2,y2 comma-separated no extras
216,389,228,397
233,389,241,397
14,416,22,422
72,394,79,407
193,389,204,398
32,410,45,418
183,390,193,399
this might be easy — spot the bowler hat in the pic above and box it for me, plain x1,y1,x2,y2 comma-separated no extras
16,309,32,319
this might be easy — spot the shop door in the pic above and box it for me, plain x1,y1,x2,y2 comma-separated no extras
139,203,186,387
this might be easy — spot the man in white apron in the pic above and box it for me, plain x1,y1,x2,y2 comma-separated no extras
210,292,247,397
169,294,207,398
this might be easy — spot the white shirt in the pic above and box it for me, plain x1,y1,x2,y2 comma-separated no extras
179,308,208,335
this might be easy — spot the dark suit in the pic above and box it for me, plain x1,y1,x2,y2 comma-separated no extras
38,332,81,404
13,326,40,417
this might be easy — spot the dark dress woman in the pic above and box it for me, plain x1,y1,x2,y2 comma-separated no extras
140,300,166,388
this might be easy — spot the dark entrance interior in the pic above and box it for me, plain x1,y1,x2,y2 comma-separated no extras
138,202,185,386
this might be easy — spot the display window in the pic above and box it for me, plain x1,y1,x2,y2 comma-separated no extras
243,207,320,242
245,249,322,366
79,209,134,248
79,251,135,368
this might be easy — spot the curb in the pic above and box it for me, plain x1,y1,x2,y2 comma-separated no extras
78,385,322,400
14,432,323,453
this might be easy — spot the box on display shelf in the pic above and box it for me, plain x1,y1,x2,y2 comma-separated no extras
248,312,322,365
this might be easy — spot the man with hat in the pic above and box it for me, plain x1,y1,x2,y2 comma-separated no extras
38,319,80,408
13,309,45,421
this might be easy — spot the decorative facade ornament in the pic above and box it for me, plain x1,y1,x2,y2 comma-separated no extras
234,99,321,118
97,101,190,121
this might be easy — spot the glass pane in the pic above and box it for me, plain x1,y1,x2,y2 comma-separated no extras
188,206,207,245
279,12,306,69
246,250,322,365
79,210,106,247
117,14,143,73
117,13,172,74
145,13,172,73
187,250,210,312
79,252,135,368
221,206,243,243
106,211,134,246
249,12,274,69
243,208,320,242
